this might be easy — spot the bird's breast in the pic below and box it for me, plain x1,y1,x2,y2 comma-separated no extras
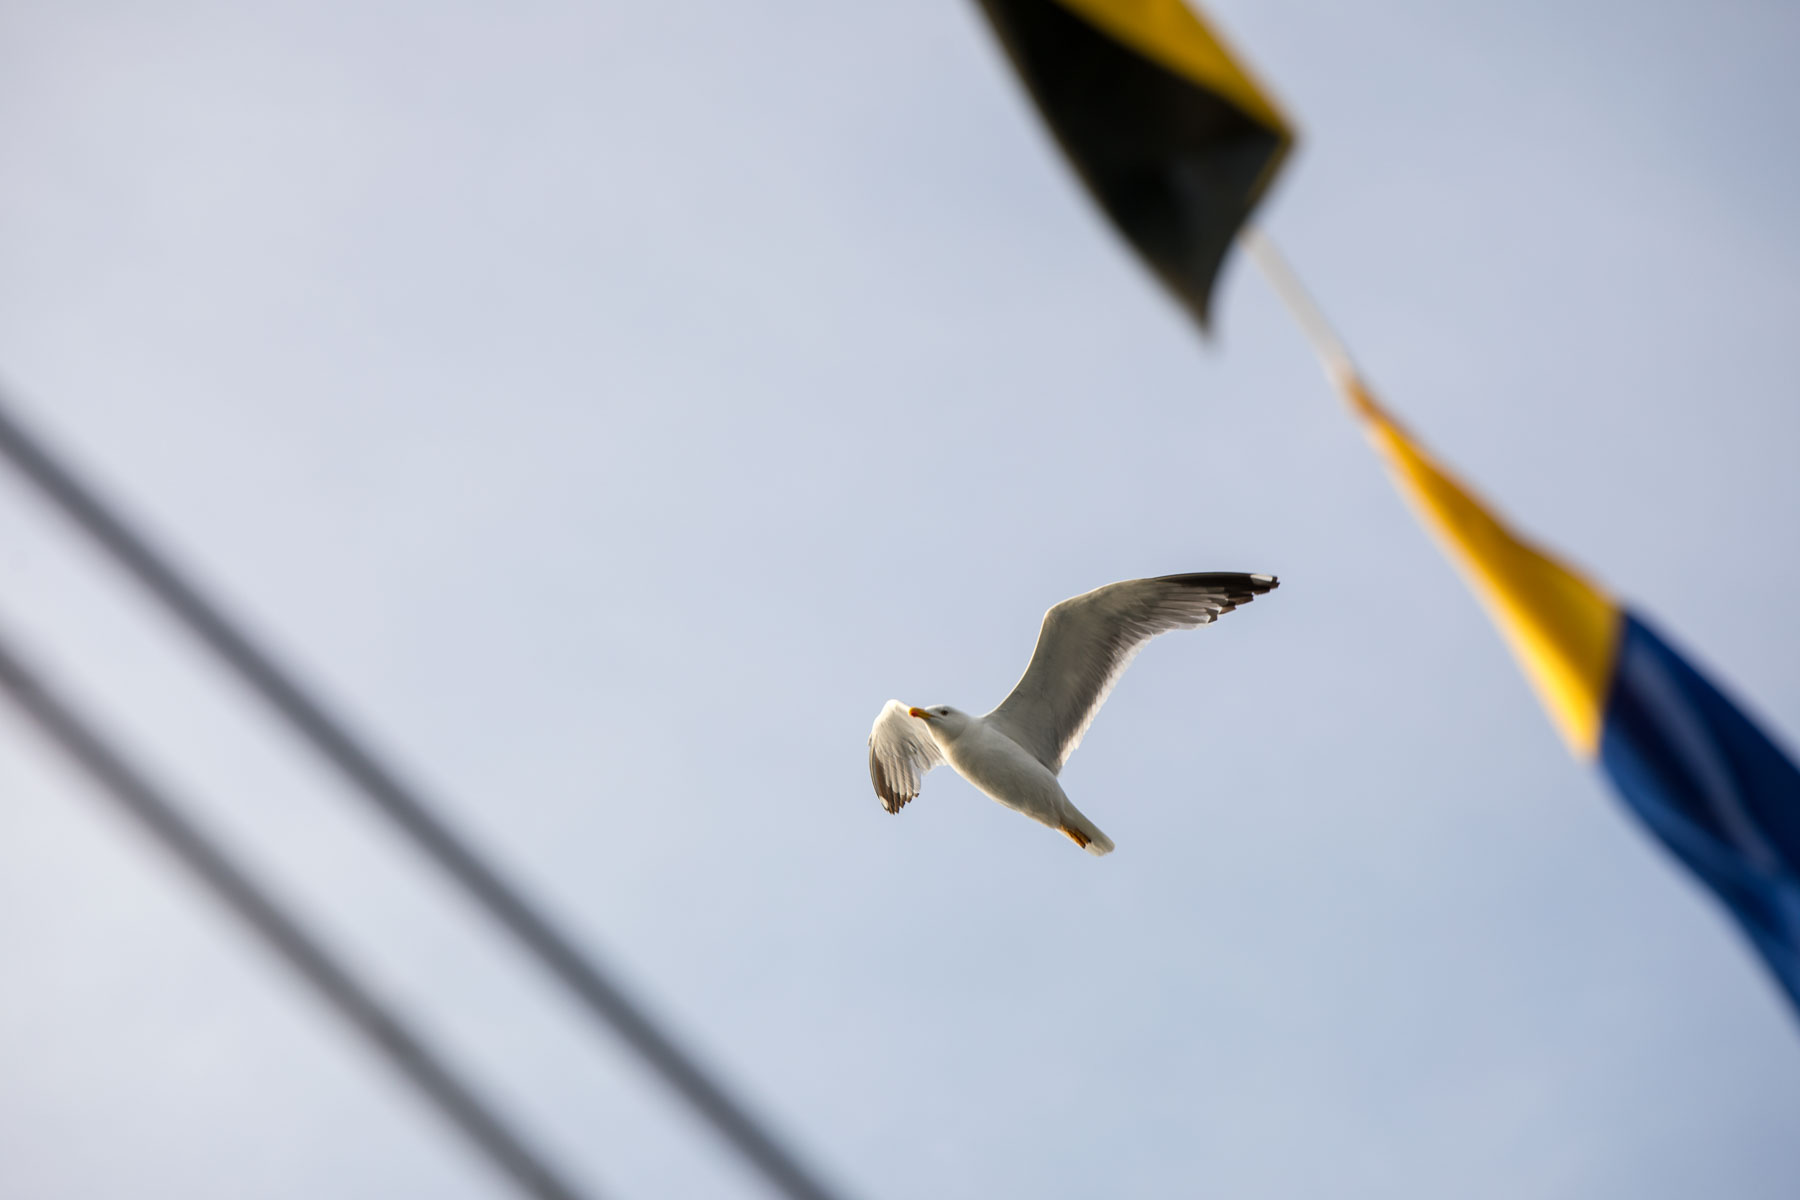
944,721,1064,814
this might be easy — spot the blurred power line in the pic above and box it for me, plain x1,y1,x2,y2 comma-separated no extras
0,621,599,1200
0,394,851,1200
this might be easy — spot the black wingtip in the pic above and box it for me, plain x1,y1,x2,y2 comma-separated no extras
1155,571,1279,595
1148,572,1279,616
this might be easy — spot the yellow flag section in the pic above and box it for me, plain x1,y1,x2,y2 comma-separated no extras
1339,376,1623,757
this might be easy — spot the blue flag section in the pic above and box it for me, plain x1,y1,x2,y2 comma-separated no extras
1601,614,1800,1008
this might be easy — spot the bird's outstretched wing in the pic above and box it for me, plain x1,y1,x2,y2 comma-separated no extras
867,699,946,813
985,573,1277,772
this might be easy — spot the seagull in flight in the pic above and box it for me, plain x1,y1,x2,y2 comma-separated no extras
868,572,1278,855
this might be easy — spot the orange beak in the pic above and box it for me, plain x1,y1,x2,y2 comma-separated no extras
907,707,930,720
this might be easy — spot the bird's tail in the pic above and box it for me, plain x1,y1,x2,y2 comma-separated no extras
1058,806,1115,857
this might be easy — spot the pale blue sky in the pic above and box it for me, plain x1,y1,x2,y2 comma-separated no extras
1,2,1797,1197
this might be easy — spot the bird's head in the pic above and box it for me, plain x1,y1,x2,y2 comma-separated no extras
908,704,971,740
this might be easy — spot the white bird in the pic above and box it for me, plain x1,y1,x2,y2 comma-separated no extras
868,572,1278,855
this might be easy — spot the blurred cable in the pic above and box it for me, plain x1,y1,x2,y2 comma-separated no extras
0,621,598,1200
0,394,852,1200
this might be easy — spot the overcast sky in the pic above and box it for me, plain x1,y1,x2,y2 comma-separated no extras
2,2,1797,1197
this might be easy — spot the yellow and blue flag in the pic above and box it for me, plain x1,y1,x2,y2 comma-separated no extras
1343,376,1800,1008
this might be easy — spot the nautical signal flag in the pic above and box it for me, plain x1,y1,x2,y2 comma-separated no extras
973,0,1293,329
1342,374,1800,1010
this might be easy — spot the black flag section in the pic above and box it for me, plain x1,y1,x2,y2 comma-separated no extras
975,0,1293,329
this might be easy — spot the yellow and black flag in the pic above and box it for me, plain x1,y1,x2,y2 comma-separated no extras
974,0,1294,328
